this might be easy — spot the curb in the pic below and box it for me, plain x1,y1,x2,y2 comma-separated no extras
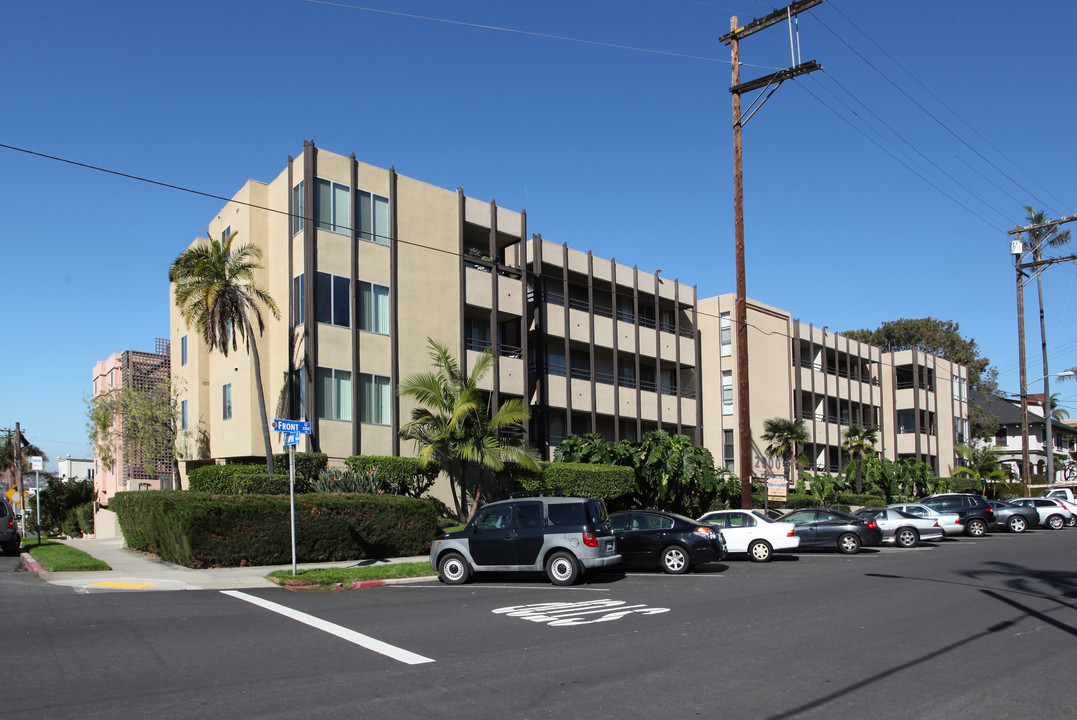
20,553,45,573
351,580,386,589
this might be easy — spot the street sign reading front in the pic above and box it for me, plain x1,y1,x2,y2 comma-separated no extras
272,419,311,434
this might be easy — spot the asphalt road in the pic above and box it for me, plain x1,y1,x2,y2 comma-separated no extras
5,529,1076,720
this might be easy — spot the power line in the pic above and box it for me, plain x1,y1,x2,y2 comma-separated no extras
0,140,987,387
301,0,782,69
826,1,1069,214
814,6,1062,216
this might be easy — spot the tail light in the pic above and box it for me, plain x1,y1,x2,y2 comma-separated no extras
985,507,994,515
6,517,12,530
933,521,940,527
865,520,878,530
582,532,599,548
693,526,717,540
786,528,796,537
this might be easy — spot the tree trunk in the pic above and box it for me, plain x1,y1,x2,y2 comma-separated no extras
245,317,275,475
855,457,863,494
468,466,487,522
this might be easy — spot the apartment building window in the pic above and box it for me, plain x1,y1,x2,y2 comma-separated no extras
897,409,917,434
180,336,187,366
954,417,968,444
292,274,305,326
358,281,390,334
360,373,391,424
660,368,676,396
357,190,389,244
291,181,304,236
995,427,1007,446
723,429,735,470
722,370,733,415
222,384,232,420
180,399,188,430
315,272,350,327
720,312,732,357
291,370,307,420
952,376,968,401
315,178,350,234
316,367,352,421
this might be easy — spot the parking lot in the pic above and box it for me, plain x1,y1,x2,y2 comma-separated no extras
9,528,1075,719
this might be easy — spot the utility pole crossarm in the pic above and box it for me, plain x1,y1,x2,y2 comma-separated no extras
1017,253,1077,271
720,0,823,44
1008,213,1077,235
731,60,821,95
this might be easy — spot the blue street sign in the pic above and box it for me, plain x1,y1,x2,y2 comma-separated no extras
283,432,300,447
272,419,312,434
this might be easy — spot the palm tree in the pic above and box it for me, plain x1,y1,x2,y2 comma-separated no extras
842,424,878,494
0,433,47,489
953,443,1009,497
761,418,810,491
1047,392,1069,422
398,339,539,521
168,230,280,474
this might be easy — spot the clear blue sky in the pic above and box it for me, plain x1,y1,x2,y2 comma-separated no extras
3,0,1075,470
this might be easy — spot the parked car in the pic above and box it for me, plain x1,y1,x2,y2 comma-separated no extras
779,507,883,554
1041,495,1077,527
430,495,620,586
696,509,800,561
0,498,20,556
1043,487,1077,505
854,507,944,547
887,502,963,537
1007,497,1073,530
919,493,994,536
608,510,726,573
986,500,1039,533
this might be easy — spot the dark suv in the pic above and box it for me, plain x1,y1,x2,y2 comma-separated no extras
429,494,621,586
0,498,21,556
920,493,994,536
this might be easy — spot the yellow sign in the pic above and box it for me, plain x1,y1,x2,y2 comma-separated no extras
5,488,21,504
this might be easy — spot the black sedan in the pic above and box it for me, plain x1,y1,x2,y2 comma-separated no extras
779,507,883,554
608,511,726,573
987,500,1039,533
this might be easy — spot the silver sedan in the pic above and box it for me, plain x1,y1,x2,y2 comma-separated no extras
888,502,963,537
855,508,945,547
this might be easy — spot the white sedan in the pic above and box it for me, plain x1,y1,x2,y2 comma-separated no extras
888,502,963,536
696,509,800,562
1008,497,1073,530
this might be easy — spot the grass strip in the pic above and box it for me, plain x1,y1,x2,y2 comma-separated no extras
23,539,111,572
267,561,435,587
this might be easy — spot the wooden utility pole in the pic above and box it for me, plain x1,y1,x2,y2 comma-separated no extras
722,1,821,509
1014,238,1031,494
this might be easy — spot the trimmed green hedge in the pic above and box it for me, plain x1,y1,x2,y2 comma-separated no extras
938,476,983,494
517,462,634,500
837,493,886,508
344,455,439,497
110,491,439,568
188,464,291,494
273,452,328,484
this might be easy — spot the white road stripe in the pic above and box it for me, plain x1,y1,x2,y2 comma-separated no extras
222,590,434,665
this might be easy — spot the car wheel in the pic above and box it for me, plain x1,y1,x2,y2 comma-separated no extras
965,518,987,537
660,545,690,574
748,539,773,562
1047,514,1065,530
895,527,919,548
437,552,471,585
1067,515,1076,528
838,533,861,554
1008,516,1027,533
546,551,581,586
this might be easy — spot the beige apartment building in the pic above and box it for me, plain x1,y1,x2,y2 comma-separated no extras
170,143,967,492
699,294,969,481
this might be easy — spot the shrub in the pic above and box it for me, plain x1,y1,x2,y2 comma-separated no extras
61,510,83,538
837,493,885,508
37,479,94,534
188,464,291,494
782,493,817,509
939,476,983,494
76,502,94,535
518,462,635,501
272,452,329,484
344,455,439,497
110,491,439,568
311,467,380,494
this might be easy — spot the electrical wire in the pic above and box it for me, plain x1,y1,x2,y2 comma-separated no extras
301,0,782,69
0,140,1005,389
826,1,1069,214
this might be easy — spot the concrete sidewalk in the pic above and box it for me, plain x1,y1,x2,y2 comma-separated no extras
22,536,428,592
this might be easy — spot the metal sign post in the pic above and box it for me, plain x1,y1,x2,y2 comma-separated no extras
274,421,308,576
30,456,43,539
